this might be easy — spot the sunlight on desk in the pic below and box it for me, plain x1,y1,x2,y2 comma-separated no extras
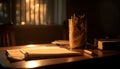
25,61,40,68
26,44,37,47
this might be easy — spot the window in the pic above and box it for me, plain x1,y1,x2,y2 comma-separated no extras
14,0,66,25
0,0,10,25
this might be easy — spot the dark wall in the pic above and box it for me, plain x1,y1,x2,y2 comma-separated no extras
67,0,120,44
14,25,63,46
99,0,120,37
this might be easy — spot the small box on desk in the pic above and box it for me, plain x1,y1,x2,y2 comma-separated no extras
98,39,120,50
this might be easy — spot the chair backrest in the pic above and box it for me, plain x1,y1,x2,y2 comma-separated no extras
0,24,16,47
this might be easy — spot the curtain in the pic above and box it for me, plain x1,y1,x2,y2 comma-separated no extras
15,0,66,25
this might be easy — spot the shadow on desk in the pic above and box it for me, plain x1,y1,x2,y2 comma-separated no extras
39,55,120,69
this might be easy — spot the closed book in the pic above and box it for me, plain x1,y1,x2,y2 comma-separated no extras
98,40,120,50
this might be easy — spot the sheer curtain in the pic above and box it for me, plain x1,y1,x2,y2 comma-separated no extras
15,0,66,25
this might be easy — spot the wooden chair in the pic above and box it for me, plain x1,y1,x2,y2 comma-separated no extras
0,24,16,46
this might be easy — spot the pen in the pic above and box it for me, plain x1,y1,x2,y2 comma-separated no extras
84,50,93,55
83,49,97,56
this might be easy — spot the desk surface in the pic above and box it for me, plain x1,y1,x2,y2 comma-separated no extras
0,44,120,69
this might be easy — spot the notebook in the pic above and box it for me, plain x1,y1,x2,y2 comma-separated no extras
6,46,82,61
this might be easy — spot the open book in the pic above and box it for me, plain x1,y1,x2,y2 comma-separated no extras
6,46,82,61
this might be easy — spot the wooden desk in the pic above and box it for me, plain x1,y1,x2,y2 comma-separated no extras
0,44,120,69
